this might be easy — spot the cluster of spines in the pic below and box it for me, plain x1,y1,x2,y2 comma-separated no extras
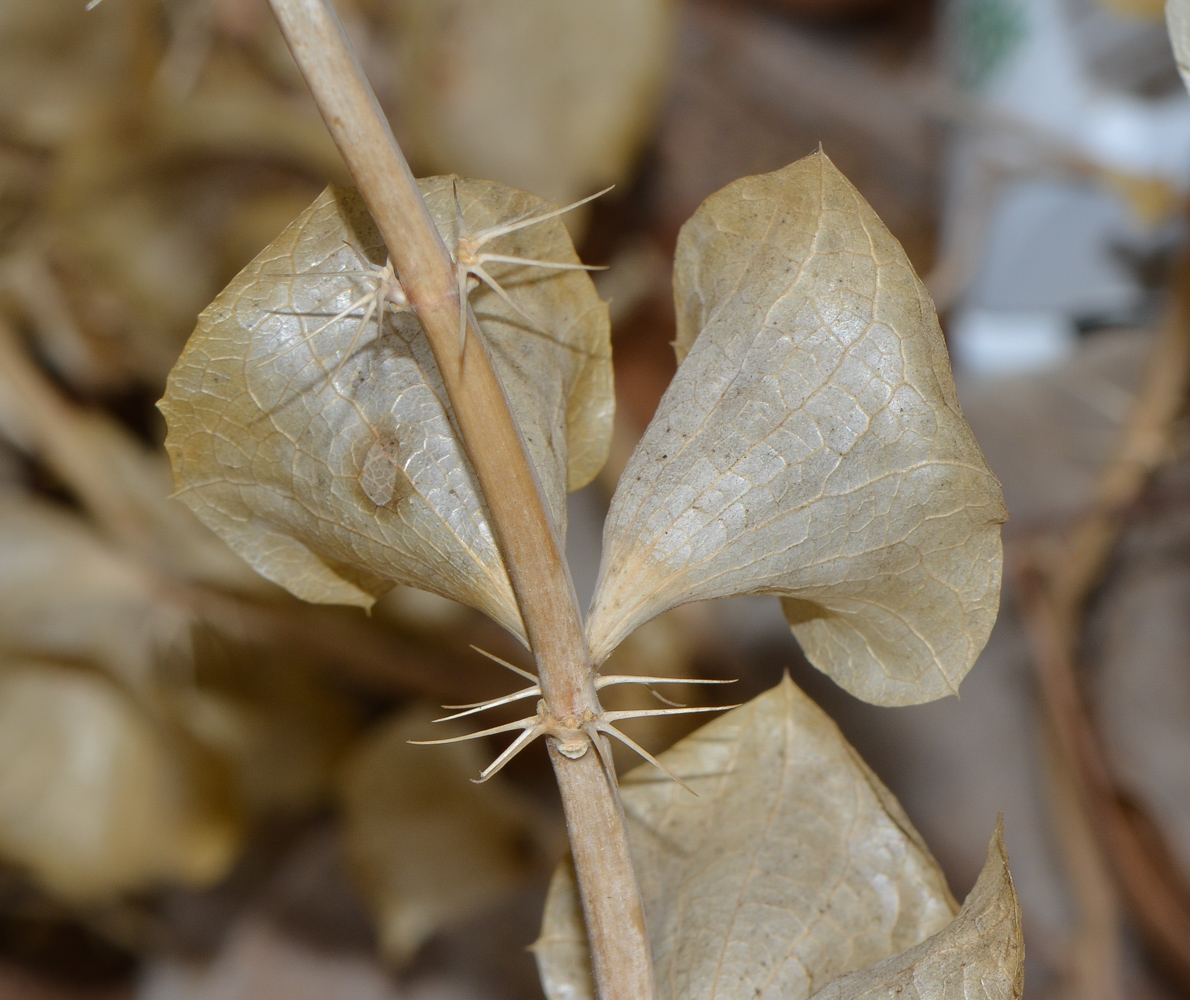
411,647,738,793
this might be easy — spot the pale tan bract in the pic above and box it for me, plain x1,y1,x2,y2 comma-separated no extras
586,151,1006,705
532,676,1020,1000
807,829,1023,1000
160,176,611,641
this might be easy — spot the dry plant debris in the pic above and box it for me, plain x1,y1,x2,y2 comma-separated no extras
392,0,676,211
1015,255,1190,990
586,152,1006,706
534,676,1023,1000
0,661,238,902
161,177,611,640
0,494,193,692
338,703,556,964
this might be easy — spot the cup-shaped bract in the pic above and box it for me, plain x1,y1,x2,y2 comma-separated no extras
534,676,1024,1000
586,151,1006,705
160,177,612,642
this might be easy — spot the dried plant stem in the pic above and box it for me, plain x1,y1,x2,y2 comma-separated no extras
0,317,147,552
1017,250,1190,990
264,2,654,997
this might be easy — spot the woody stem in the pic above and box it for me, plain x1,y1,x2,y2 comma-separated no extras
264,2,655,998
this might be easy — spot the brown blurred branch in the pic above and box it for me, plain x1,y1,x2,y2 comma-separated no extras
1016,249,1190,991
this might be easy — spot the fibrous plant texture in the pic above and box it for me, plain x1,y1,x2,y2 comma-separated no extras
586,152,1007,706
161,177,612,634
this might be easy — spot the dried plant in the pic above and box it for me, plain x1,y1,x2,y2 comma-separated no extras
153,1,1021,998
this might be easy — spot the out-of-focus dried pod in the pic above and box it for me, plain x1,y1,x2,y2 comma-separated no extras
0,322,262,592
535,676,1023,1000
392,0,676,212
0,661,238,902
586,152,1006,705
0,494,190,692
339,704,554,963
177,648,358,816
161,178,611,640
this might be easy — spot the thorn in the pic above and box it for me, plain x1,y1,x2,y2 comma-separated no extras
648,688,686,708
470,186,615,247
477,254,607,273
593,675,737,690
594,723,697,796
434,684,541,723
469,645,537,682
258,288,377,368
469,263,548,334
452,178,470,353
584,723,619,785
600,704,741,723
408,716,537,746
456,270,471,353
593,675,737,710
474,724,544,782
448,183,610,352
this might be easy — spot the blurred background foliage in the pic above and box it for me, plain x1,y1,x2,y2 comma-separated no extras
2,0,1190,998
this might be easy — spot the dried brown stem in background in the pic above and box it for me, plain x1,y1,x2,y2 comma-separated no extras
1017,247,1190,991
263,2,654,997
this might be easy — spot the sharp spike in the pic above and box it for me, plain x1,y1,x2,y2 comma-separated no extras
408,716,537,746
324,295,380,385
470,264,547,334
595,723,697,796
474,725,544,782
600,704,741,724
476,254,607,273
456,259,470,353
258,288,377,368
594,675,738,690
476,201,545,236
452,177,465,244
583,724,618,784
648,688,686,708
469,645,538,682
451,178,472,354
341,241,375,271
471,185,615,246
290,269,376,279
434,685,541,723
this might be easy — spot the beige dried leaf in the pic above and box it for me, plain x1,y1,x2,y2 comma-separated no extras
338,703,556,964
587,151,1006,705
393,0,675,212
1169,0,1190,95
0,320,262,593
0,493,191,691
807,828,1023,1000
176,650,358,817
0,661,238,901
160,177,611,638
534,676,1015,1000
